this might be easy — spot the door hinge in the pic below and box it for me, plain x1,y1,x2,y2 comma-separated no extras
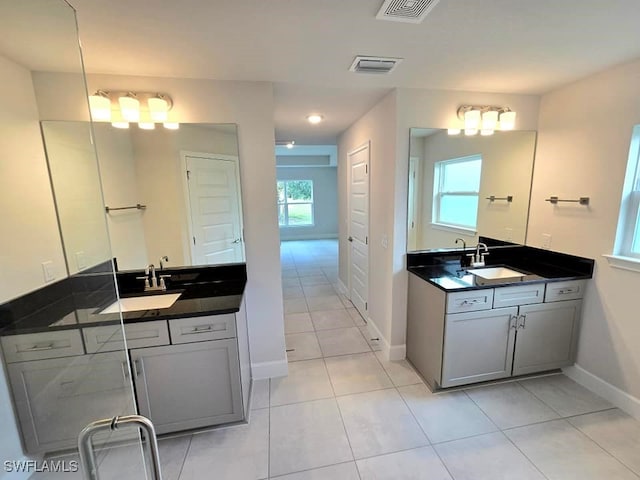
365,302,368,310
193,236,196,245
411,221,415,228
365,236,368,245
186,170,191,180
365,164,368,174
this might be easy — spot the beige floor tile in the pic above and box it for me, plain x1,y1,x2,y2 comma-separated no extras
300,275,330,286
306,295,345,311
284,312,314,334
316,327,371,357
325,352,393,395
374,351,422,387
284,297,308,314
270,359,334,406
251,379,270,410
346,308,367,326
285,332,322,361
303,284,337,297
271,462,359,480
356,446,453,480
310,309,355,330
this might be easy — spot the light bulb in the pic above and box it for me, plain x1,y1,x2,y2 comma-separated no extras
480,129,494,136
481,110,498,130
148,96,169,122
88,92,111,122
307,114,323,124
447,128,461,135
464,109,481,130
464,128,478,136
118,94,140,122
138,122,155,130
163,122,180,130
499,110,516,130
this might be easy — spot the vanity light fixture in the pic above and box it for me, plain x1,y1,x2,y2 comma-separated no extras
307,114,324,124
88,90,178,130
451,105,517,136
276,140,296,149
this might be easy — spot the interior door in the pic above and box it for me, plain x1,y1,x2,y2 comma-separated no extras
348,142,370,318
185,154,244,265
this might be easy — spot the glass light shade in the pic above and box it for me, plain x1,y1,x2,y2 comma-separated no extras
163,122,180,130
481,110,498,130
307,114,323,124
138,122,155,130
499,110,516,130
88,94,111,122
148,96,169,122
447,128,462,135
119,95,140,122
112,121,129,129
110,110,129,129
480,129,494,136
464,128,478,136
464,109,481,130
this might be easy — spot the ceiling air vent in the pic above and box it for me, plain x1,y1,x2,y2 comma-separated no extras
376,0,441,24
349,55,403,74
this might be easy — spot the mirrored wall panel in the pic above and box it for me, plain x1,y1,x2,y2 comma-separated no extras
42,122,244,271
408,128,537,251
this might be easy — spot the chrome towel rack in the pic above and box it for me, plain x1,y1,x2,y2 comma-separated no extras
545,196,590,206
105,203,147,213
486,195,513,202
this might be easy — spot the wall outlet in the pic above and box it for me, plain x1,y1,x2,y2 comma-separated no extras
505,227,513,242
541,233,552,250
75,251,87,270
41,261,56,283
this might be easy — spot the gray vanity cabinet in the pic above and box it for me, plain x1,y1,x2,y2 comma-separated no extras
512,300,581,376
6,352,135,453
130,339,243,435
441,307,517,388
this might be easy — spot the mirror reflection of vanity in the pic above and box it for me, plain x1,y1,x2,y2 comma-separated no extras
41,121,245,271
407,128,537,251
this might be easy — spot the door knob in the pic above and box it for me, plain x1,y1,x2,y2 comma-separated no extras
232,238,241,244
348,236,353,242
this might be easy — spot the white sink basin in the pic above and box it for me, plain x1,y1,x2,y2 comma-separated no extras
467,267,525,285
99,293,182,314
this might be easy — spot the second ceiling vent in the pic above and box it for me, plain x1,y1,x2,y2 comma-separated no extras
376,0,441,24
349,55,403,74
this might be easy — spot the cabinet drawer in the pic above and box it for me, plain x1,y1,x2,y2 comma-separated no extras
446,289,494,313
83,321,170,353
545,280,587,302
493,283,545,308
1,330,85,363
169,314,236,344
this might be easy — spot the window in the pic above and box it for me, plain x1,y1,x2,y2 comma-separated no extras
277,180,314,227
612,125,640,259
432,154,482,231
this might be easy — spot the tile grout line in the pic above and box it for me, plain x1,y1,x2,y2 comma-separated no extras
175,434,194,480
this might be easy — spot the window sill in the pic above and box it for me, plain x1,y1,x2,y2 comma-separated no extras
603,254,640,273
430,223,477,237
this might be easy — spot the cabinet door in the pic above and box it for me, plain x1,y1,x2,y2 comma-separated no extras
131,339,243,435
7,352,135,453
512,300,581,376
441,307,518,388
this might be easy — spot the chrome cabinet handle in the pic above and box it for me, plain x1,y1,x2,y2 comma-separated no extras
518,314,527,329
348,236,353,242
461,299,480,305
28,343,55,351
192,325,214,333
121,361,130,382
509,315,518,329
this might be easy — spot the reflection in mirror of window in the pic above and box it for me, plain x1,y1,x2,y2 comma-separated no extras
613,125,640,259
433,155,482,230
277,180,315,227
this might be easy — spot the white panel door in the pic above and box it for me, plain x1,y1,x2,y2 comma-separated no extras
348,142,370,318
186,155,243,265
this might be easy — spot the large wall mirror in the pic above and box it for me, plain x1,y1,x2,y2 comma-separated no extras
408,128,537,251
41,122,245,271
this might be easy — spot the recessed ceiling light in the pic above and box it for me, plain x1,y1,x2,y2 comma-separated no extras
307,114,323,124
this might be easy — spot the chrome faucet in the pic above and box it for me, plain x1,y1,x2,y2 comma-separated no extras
159,256,169,270
455,238,470,268
470,243,489,267
146,264,158,289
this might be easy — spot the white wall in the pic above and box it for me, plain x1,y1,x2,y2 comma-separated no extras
528,58,640,410
32,72,287,378
339,87,540,359
278,166,338,241
0,54,55,477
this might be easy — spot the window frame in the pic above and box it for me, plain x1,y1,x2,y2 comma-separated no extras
432,154,483,232
277,179,315,227
613,125,640,260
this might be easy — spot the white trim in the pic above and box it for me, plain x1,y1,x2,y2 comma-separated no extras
563,364,640,420
364,318,406,361
430,222,477,237
603,254,640,273
251,359,288,379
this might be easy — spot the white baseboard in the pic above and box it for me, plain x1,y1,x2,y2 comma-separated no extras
280,233,338,241
336,279,348,296
251,359,288,380
364,318,406,362
563,364,640,420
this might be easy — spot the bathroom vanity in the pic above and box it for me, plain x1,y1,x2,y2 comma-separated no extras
406,243,594,390
0,263,250,454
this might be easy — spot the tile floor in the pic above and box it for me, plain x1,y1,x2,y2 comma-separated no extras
33,240,640,479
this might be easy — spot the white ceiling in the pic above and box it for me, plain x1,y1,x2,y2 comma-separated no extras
4,0,640,144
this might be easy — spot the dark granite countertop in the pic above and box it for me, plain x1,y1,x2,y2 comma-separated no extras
407,242,594,292
0,264,247,336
